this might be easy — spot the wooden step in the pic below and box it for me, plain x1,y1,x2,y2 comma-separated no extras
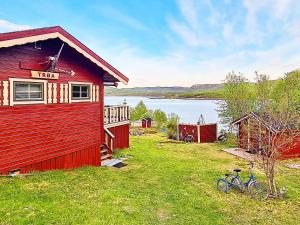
101,149,108,155
101,154,112,161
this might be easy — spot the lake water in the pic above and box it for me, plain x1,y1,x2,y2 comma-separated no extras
105,96,223,130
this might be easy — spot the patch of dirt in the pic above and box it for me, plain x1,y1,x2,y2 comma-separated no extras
156,209,170,221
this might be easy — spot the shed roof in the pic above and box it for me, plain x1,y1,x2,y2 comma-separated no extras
142,117,152,121
0,26,129,85
232,112,300,133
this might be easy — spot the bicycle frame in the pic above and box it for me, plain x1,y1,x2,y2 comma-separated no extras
231,163,256,189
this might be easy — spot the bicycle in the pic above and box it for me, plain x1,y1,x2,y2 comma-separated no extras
217,162,269,200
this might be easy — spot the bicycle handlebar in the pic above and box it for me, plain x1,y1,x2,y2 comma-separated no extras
248,161,254,169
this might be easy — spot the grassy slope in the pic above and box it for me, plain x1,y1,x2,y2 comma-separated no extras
0,133,299,225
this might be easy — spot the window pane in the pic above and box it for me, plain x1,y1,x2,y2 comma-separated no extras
72,92,80,98
30,92,43,99
15,82,44,101
15,92,29,100
30,84,42,92
71,84,90,100
81,86,88,92
72,86,80,92
81,91,88,98
15,83,28,92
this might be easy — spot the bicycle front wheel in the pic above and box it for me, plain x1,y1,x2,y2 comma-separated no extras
248,181,269,200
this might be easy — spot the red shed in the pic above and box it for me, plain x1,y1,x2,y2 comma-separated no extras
178,123,217,143
232,112,300,159
142,117,152,128
0,26,130,175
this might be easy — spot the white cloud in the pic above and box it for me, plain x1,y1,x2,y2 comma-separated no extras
176,0,200,29
96,7,148,31
167,0,216,48
0,20,31,33
97,36,300,88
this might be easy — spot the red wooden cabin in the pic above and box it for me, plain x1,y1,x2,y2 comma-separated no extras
178,123,217,143
142,117,152,128
232,112,300,159
0,26,130,175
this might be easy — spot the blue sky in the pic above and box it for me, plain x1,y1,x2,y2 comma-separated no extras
1,0,300,87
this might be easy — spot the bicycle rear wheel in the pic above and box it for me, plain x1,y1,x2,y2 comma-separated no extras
231,177,244,192
248,181,269,200
217,178,229,193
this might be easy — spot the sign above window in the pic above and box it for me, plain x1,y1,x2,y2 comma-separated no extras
31,70,59,80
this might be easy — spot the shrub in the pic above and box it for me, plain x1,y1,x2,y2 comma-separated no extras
166,113,179,140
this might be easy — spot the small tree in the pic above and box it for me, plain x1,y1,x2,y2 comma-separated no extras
218,71,256,124
166,113,179,140
153,109,167,129
130,101,148,121
239,73,300,197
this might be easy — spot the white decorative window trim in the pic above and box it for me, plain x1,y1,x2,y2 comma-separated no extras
64,84,68,103
92,85,96,102
9,78,47,106
3,81,9,106
53,83,57,103
60,83,64,103
68,82,93,103
96,85,99,102
48,83,53,103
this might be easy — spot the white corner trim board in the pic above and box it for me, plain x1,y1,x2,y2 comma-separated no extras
0,32,128,85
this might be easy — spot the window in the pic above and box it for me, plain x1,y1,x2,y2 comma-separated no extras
9,78,47,106
14,82,44,101
71,84,90,100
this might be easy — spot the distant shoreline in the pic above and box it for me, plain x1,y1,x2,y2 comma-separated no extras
106,95,223,100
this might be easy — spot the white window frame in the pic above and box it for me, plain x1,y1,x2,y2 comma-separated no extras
69,82,92,103
9,78,47,106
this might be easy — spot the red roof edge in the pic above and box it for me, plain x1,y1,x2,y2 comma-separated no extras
0,26,129,84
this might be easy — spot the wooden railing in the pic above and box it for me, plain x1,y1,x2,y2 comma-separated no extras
104,105,130,125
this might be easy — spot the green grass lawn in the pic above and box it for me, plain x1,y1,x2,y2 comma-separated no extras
0,133,299,225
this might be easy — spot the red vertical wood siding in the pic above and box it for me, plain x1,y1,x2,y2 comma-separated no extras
200,124,217,143
142,120,151,128
178,124,198,141
0,39,105,174
108,124,130,149
236,118,300,159
178,124,217,143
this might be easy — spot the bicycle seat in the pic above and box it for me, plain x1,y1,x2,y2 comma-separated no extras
233,169,241,173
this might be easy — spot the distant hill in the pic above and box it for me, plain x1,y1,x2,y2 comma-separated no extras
105,83,225,99
190,83,224,90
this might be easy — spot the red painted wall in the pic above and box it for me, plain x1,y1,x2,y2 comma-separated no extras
142,120,151,128
200,124,217,143
0,39,105,174
237,119,300,159
108,124,130,149
178,124,198,142
178,124,217,143
275,131,300,159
